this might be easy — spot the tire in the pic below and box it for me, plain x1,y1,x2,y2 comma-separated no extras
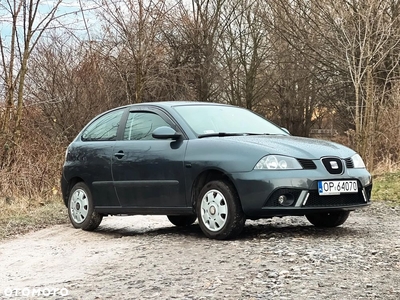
68,182,103,231
167,215,197,227
306,211,350,228
196,180,245,240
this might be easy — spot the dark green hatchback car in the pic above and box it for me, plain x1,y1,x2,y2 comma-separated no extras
61,102,372,239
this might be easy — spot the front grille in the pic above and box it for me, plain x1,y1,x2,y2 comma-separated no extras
297,159,317,169
304,190,366,207
345,158,354,169
265,189,302,207
321,157,343,174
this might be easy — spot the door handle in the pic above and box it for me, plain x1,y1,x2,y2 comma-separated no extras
114,151,125,159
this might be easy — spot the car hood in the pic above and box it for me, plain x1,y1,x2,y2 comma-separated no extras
223,135,355,159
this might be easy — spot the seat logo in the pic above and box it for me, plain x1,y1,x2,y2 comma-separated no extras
330,161,339,169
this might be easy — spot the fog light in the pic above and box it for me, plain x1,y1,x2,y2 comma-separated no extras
278,194,295,206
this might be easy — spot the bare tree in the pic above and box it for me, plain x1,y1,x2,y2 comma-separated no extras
0,0,63,164
257,0,332,136
313,0,400,168
218,0,275,111
171,0,230,102
27,33,122,141
264,0,400,167
93,0,175,103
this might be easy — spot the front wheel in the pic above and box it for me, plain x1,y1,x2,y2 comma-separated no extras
68,182,103,231
196,180,245,240
167,215,197,227
306,211,350,227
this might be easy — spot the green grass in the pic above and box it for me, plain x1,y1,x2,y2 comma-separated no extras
371,171,400,203
0,199,68,240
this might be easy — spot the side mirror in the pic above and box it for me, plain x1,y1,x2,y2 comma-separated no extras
152,126,182,140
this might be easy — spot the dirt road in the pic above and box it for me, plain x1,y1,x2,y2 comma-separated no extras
1,201,400,299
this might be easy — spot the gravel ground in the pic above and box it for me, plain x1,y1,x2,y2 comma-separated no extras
0,201,399,299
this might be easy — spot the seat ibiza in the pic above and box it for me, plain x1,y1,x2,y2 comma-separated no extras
61,102,372,239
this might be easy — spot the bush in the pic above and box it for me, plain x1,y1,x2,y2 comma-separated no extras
0,107,68,202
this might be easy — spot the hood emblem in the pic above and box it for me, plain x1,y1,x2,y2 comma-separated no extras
330,161,339,169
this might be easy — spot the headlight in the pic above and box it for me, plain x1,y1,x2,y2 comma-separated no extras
351,154,366,168
254,155,303,170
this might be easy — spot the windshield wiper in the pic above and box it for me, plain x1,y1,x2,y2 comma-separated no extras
197,132,272,138
197,132,246,138
242,133,272,136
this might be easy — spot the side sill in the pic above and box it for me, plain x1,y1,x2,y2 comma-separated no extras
94,206,194,216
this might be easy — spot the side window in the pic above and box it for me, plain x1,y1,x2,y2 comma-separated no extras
81,109,124,141
124,112,171,141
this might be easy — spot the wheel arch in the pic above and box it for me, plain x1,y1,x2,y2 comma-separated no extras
190,169,241,210
63,177,85,206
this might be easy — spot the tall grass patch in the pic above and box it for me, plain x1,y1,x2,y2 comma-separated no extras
372,171,400,203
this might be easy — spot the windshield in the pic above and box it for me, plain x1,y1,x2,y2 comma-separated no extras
173,105,287,136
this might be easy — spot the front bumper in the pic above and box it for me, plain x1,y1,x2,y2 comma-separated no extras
231,167,372,218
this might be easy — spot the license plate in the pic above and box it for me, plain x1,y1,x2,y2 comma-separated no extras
318,180,358,195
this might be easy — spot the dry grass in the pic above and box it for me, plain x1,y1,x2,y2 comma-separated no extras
372,160,400,177
0,197,68,240
0,116,69,239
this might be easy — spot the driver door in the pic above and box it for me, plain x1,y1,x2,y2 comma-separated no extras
111,109,187,208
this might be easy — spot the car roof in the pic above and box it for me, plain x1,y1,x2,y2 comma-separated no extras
129,101,233,109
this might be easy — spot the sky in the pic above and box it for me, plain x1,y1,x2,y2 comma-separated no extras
0,0,99,43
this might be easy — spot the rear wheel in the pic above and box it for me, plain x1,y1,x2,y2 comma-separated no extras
306,211,350,227
196,180,245,240
68,182,103,231
167,215,197,227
